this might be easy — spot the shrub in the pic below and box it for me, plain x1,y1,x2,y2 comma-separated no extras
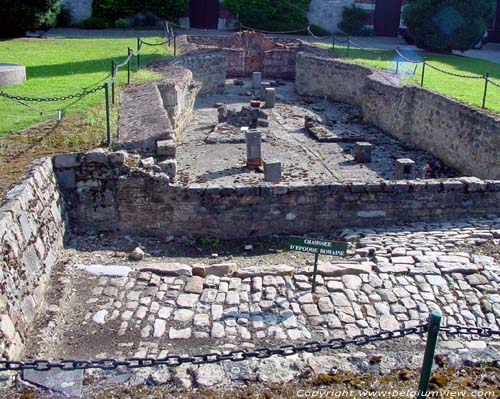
92,0,188,26
114,18,130,28
402,0,496,52
0,0,61,37
78,16,109,29
224,0,310,33
339,4,370,36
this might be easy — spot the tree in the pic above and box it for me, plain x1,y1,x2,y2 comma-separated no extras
402,0,496,52
0,0,61,38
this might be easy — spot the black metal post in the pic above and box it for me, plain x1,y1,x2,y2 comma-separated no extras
137,37,141,69
396,58,399,74
347,40,350,58
482,73,489,109
111,60,116,105
332,37,335,50
421,61,426,87
104,83,111,146
127,48,131,85
173,32,177,57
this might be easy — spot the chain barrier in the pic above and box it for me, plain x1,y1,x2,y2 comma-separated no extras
424,62,485,80
0,84,106,103
440,325,500,337
140,39,169,47
489,78,500,89
0,325,428,372
395,48,423,64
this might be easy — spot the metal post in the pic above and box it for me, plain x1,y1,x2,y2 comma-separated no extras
482,73,489,109
111,60,115,104
421,61,426,87
346,40,350,58
396,58,399,74
417,311,442,399
311,252,320,293
332,37,335,50
173,32,177,57
127,48,131,85
137,37,141,69
104,83,111,146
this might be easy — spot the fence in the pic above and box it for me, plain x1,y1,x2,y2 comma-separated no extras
0,311,498,397
0,22,176,146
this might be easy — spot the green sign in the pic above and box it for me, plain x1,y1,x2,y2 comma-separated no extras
289,236,348,257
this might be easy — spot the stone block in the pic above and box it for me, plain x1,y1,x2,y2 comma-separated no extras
192,263,238,277
53,152,81,169
140,157,155,169
245,129,262,169
265,88,276,108
353,142,373,163
85,148,109,164
159,159,177,179
109,151,128,165
264,160,282,183
394,158,415,180
55,170,76,190
156,140,177,158
260,82,271,100
252,72,262,89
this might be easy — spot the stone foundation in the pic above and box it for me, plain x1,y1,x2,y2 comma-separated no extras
296,53,500,180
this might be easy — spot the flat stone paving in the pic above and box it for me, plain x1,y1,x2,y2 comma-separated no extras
176,79,456,185
27,217,499,367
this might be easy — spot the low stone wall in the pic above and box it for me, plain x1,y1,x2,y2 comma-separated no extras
174,35,226,94
296,52,500,179
0,158,66,359
54,151,500,239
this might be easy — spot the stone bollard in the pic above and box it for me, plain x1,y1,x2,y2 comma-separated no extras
395,158,416,179
264,160,282,182
353,142,373,163
265,88,276,109
252,72,262,89
260,82,271,100
245,129,262,170
217,105,227,123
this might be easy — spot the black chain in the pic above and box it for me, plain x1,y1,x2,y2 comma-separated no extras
0,325,427,372
424,62,485,79
0,84,105,103
440,325,500,337
488,78,500,89
396,48,423,64
140,39,169,47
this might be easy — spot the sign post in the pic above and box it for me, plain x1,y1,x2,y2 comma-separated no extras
288,236,348,292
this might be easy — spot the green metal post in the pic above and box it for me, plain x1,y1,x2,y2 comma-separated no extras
482,73,489,109
127,48,131,85
104,83,111,146
173,32,177,57
417,311,442,399
421,61,426,87
137,38,141,69
111,60,116,104
396,58,399,74
311,252,320,293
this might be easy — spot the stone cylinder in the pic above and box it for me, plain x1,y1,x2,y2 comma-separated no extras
265,88,276,109
0,63,26,87
245,129,262,169
260,82,271,100
252,72,262,89
264,160,282,182
354,142,373,163
395,158,416,179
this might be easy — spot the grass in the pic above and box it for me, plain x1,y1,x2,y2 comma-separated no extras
0,37,172,136
315,43,500,112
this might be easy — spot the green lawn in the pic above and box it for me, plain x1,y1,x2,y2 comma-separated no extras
316,43,500,112
0,38,172,136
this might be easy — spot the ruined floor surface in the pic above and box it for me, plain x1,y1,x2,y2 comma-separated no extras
24,217,499,389
176,79,456,185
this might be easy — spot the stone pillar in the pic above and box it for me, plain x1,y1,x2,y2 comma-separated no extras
395,158,416,179
245,129,262,170
353,142,373,163
264,160,281,182
252,72,262,89
217,105,227,123
260,82,271,100
265,88,276,109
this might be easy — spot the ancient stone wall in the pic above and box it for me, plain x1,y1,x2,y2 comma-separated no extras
174,36,226,94
0,158,66,359
296,53,500,180
54,152,500,239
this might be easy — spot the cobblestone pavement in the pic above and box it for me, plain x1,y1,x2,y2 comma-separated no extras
27,217,499,365
176,79,456,185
